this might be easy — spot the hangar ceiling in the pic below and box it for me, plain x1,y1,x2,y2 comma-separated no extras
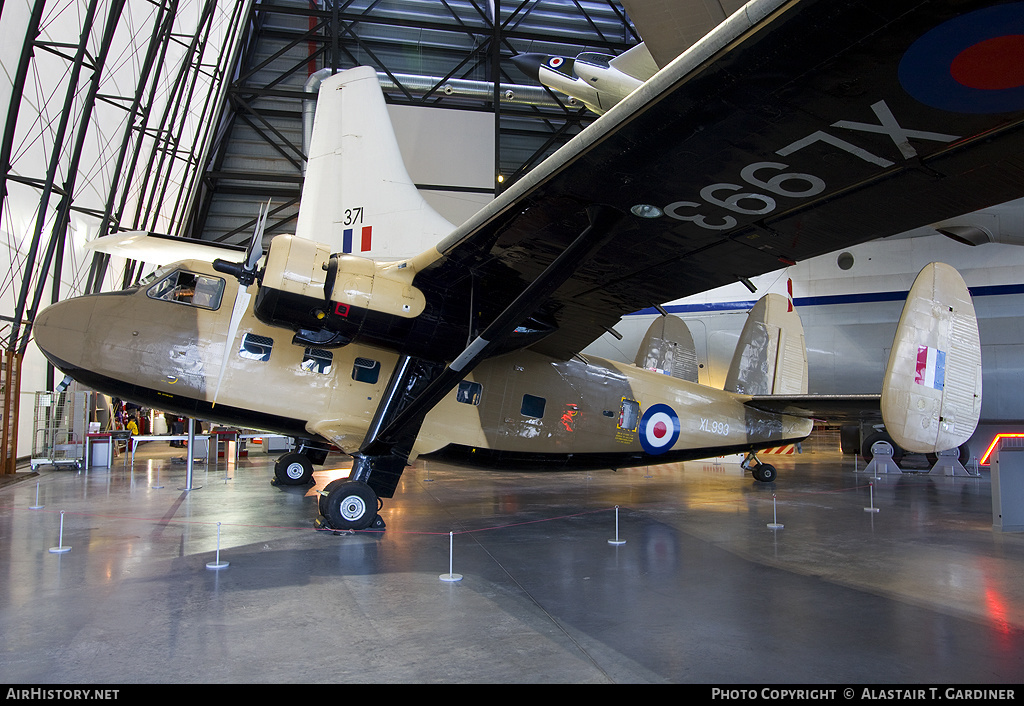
188,0,637,248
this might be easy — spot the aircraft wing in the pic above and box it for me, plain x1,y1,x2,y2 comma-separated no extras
418,0,1024,361
86,231,246,266
619,0,748,68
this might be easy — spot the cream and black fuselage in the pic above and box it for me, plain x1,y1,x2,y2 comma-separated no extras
33,258,812,480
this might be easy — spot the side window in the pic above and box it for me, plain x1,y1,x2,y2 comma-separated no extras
147,270,224,310
352,357,381,384
301,348,333,374
456,381,482,405
618,398,640,431
521,394,546,419
239,333,273,362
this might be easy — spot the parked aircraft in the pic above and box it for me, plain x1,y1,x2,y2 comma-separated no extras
512,0,746,114
31,0,1024,530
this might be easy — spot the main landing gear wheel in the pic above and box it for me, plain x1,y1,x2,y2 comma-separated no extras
274,452,314,485
321,480,381,531
752,463,777,483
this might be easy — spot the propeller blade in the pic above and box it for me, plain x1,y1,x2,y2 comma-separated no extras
211,200,270,407
245,200,270,273
211,287,251,408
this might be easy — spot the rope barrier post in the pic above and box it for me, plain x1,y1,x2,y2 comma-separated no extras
439,531,463,582
206,522,229,570
48,511,71,554
767,493,784,529
29,481,43,510
865,481,880,513
608,505,626,545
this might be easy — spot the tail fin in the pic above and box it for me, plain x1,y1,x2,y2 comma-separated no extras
881,263,982,453
724,293,808,395
295,66,455,259
634,314,699,382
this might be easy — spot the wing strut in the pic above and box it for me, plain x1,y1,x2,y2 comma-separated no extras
349,205,625,499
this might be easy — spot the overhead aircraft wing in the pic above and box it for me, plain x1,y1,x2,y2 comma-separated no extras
86,231,246,266
619,0,748,68
418,0,1024,361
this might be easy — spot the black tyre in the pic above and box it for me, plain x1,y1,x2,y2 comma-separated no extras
274,452,314,485
755,463,777,483
323,480,378,530
840,426,860,455
861,432,904,464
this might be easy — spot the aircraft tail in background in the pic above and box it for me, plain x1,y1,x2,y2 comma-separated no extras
724,293,808,396
881,263,982,454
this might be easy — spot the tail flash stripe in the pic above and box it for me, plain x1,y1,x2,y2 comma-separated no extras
343,228,353,253
361,225,372,252
915,344,946,390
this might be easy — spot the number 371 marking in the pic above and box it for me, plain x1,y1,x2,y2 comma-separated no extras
343,207,364,225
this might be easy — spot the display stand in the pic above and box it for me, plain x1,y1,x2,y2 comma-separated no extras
863,440,901,476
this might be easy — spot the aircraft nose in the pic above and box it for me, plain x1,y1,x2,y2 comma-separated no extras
33,296,95,370
511,53,546,81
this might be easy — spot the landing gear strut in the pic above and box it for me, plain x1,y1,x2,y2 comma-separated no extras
742,451,777,483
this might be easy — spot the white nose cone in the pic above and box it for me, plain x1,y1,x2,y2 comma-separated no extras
881,262,982,454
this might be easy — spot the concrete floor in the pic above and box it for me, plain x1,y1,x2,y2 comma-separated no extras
1,434,1023,684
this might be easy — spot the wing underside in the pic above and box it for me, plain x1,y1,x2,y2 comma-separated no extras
417,0,1024,360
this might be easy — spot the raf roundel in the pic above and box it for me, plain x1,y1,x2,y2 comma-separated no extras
899,3,1024,114
639,404,680,455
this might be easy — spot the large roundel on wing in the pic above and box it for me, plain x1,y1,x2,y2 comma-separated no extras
899,3,1024,114
639,404,680,455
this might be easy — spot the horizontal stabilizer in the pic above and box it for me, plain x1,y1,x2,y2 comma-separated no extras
744,394,880,423
881,263,982,453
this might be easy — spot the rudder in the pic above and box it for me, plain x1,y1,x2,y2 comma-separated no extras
724,293,808,395
295,67,455,259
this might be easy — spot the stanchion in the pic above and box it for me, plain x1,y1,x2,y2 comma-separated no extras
48,511,71,554
180,418,202,491
205,522,229,570
29,482,43,510
608,505,626,545
439,531,462,582
864,481,880,513
767,494,784,529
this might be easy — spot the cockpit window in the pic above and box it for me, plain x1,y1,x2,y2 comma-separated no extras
147,270,225,310
576,52,612,68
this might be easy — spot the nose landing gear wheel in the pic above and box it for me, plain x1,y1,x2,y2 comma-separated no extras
322,480,380,531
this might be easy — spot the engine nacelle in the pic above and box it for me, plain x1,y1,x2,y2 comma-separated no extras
253,234,426,347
